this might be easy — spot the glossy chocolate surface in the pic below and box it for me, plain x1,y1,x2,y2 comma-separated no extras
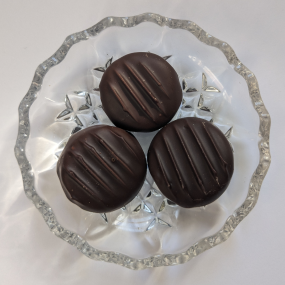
99,52,182,132
147,117,234,208
57,125,147,213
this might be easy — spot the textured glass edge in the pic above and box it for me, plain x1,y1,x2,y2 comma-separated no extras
14,13,271,270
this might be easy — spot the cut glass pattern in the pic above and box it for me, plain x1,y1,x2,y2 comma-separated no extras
14,13,271,270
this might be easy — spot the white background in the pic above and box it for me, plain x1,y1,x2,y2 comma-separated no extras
0,0,284,284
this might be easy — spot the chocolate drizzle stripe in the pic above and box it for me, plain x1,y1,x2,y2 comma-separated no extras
125,64,158,102
159,85,170,99
186,121,220,186
91,134,134,174
124,63,167,115
140,63,161,86
174,127,206,195
155,151,171,188
162,136,189,193
109,85,138,122
115,71,155,121
202,122,229,176
83,142,127,186
140,62,170,98
73,154,117,198
109,130,138,159
67,171,107,207
140,62,169,98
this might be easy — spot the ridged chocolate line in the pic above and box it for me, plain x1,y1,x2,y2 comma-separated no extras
163,137,201,201
125,63,166,115
124,64,167,116
162,136,186,191
91,133,134,174
109,130,138,159
202,122,229,177
186,121,220,187
73,153,117,198
114,71,156,122
154,149,204,202
124,63,167,114
155,151,171,188
155,151,181,202
83,141,126,186
125,63,159,103
108,85,138,122
67,170,107,207
140,62,162,86
174,127,206,195
140,62,170,98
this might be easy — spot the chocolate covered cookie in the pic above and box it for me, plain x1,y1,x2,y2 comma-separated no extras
99,52,182,132
147,117,234,208
57,125,147,213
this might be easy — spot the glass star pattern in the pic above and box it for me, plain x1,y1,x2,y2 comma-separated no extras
55,95,75,122
178,73,222,121
55,92,101,137
93,56,113,73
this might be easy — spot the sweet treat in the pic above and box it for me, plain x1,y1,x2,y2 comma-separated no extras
99,52,182,132
147,117,234,208
57,125,147,213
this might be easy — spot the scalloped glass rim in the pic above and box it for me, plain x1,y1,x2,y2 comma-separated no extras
14,13,271,270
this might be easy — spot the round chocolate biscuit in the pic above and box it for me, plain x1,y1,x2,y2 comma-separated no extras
57,125,147,213
99,52,182,132
147,117,234,208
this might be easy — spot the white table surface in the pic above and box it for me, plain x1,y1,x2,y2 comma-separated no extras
0,0,284,284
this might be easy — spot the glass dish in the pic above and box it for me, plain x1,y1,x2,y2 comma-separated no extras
14,13,271,270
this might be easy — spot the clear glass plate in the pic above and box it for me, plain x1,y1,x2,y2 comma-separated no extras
14,13,271,269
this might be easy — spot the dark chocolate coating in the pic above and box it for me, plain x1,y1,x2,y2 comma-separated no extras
147,117,234,208
57,125,147,213
99,52,182,132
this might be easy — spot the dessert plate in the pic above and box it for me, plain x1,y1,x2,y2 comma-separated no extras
14,13,271,269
